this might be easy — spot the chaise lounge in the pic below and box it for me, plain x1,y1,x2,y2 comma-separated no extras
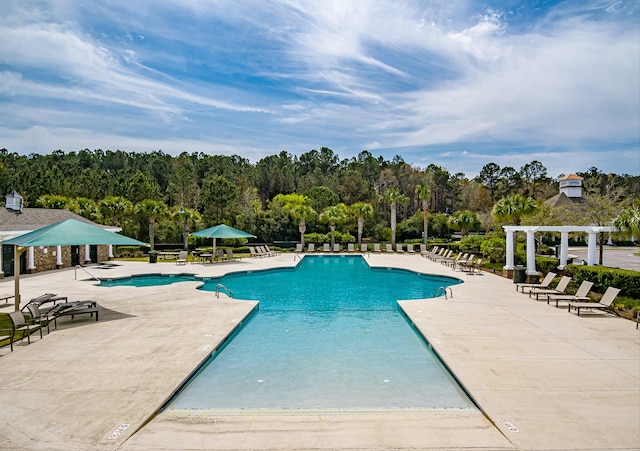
529,275,571,300
516,272,557,293
568,286,620,316
547,280,594,308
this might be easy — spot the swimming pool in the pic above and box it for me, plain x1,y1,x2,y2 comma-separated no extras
163,255,474,411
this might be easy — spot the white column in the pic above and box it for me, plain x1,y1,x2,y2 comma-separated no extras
559,231,569,269
84,245,91,263
587,231,598,266
28,246,35,270
0,243,3,276
504,227,515,270
108,244,114,258
56,245,63,266
526,229,537,275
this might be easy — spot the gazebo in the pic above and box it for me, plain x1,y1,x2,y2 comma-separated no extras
503,225,617,277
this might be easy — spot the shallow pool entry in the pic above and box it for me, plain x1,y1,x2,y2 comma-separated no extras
167,256,473,410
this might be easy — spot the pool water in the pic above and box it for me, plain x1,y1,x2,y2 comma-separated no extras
165,255,474,411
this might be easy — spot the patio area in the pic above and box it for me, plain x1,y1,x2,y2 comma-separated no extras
0,253,638,450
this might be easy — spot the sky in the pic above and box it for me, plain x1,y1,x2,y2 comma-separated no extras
1,0,639,179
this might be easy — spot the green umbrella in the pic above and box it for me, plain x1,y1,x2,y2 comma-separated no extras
190,224,256,258
2,219,145,310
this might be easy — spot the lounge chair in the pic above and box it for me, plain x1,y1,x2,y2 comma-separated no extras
333,243,340,252
441,252,464,268
54,300,99,322
265,245,280,256
428,248,445,261
568,287,620,316
8,311,42,345
373,243,381,253
419,244,428,256
225,249,238,260
25,303,61,334
24,293,68,309
407,244,415,253
295,243,303,252
396,244,404,253
307,243,315,253
347,243,355,252
435,249,454,265
323,243,331,252
0,324,14,351
547,281,594,308
176,250,188,265
516,272,557,293
529,276,571,300
257,246,272,257
190,251,202,263
384,244,393,252
360,243,368,252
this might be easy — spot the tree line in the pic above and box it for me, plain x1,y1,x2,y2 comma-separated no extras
1,148,638,247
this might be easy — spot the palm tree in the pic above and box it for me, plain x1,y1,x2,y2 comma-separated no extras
134,199,168,250
274,193,316,247
614,204,640,239
447,210,479,237
174,206,202,250
319,203,350,248
415,184,431,245
492,194,538,225
384,188,409,247
350,202,374,246
98,196,132,227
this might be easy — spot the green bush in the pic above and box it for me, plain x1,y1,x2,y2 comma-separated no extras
535,256,560,275
480,237,506,263
565,265,640,298
459,235,484,254
335,231,355,242
445,241,461,253
114,246,146,257
305,232,328,243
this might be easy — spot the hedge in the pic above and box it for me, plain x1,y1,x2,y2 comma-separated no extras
565,265,640,298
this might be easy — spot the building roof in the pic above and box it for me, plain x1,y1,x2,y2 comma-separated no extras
559,173,583,181
0,208,117,240
544,192,586,208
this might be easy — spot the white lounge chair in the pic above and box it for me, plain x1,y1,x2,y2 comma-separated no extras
568,287,620,316
529,276,571,300
384,244,393,252
176,250,188,265
516,272,557,293
307,243,315,252
547,280,594,308
347,243,355,252
360,243,368,252
407,244,415,253
373,243,381,253
323,243,331,252
295,243,303,252
396,244,404,253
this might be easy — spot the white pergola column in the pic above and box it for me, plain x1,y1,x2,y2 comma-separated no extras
587,231,598,266
28,246,35,270
56,245,63,266
559,231,569,269
84,244,91,263
504,228,515,270
108,244,114,258
526,229,537,275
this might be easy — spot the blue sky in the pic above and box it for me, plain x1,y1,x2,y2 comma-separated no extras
1,0,638,178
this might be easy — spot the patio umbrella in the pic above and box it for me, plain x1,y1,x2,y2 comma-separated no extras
190,224,256,258
2,219,145,311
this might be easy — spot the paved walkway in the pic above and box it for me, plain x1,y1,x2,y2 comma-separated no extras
0,254,638,450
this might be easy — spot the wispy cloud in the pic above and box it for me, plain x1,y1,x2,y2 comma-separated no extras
0,0,637,177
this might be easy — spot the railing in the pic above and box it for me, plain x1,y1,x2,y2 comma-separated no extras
433,286,453,299
74,265,100,281
293,254,302,262
215,283,234,298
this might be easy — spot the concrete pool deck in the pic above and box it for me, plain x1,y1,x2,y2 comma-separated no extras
0,253,638,450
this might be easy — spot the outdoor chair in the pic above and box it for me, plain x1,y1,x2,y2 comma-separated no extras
176,250,188,265
360,243,368,252
407,244,415,253
0,328,14,352
547,281,594,308
529,276,571,300
428,248,445,261
373,243,381,253
568,286,620,316
8,311,42,345
216,249,228,261
323,243,331,252
384,244,393,252
419,244,429,256
225,248,238,260
396,244,404,253
24,293,68,310
347,243,355,252
441,252,463,267
190,251,202,263
333,243,340,252
307,243,315,252
265,245,280,255
516,272,557,293
295,243,303,252
248,246,262,258
25,303,62,334
54,300,100,322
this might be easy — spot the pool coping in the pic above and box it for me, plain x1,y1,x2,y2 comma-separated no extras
0,253,638,450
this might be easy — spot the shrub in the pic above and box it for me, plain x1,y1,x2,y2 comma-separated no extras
565,265,640,298
459,235,484,254
304,232,328,243
480,237,506,263
535,256,560,275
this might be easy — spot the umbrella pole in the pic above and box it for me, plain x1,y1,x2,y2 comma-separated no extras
213,238,217,261
13,245,23,311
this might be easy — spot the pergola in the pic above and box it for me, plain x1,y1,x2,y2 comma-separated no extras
503,225,618,276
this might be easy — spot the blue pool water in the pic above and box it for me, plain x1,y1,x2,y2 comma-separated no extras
164,255,474,411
